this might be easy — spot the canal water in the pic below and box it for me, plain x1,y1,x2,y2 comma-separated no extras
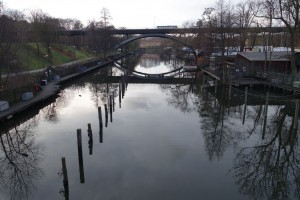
0,54,299,200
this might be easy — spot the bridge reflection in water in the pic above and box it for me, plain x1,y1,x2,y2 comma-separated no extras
0,55,299,200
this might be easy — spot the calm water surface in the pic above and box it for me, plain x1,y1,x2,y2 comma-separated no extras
0,55,299,200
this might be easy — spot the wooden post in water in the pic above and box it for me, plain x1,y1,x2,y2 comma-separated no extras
213,80,217,108
87,123,93,155
121,75,125,99
99,129,103,143
228,84,232,115
294,99,299,130
61,157,69,200
113,92,115,112
109,95,113,122
125,76,128,91
215,79,218,94
122,81,125,99
104,104,108,127
206,76,209,87
119,82,122,108
229,84,232,98
242,87,248,124
98,107,103,143
77,129,85,183
262,92,270,139
201,76,205,92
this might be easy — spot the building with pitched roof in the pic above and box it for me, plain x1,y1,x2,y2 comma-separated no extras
234,51,295,78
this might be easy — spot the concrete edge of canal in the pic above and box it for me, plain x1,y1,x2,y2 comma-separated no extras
0,59,114,122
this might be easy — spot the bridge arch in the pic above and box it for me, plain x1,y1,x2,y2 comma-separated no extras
114,33,197,62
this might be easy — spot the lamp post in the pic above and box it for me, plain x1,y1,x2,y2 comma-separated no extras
43,55,48,68
8,60,17,74
48,46,52,65
93,51,96,59
72,46,76,60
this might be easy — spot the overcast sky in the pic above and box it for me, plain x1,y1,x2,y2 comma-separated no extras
2,0,241,28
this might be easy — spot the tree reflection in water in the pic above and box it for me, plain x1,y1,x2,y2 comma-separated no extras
160,80,300,199
87,68,120,107
161,83,234,159
200,85,300,199
232,105,300,200
161,84,197,113
199,86,236,160
1,68,298,199
0,119,44,200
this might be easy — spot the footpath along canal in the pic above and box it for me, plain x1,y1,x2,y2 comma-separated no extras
0,55,126,121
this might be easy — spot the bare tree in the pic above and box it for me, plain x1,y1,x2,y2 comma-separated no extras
201,7,218,55
0,1,3,15
194,19,206,50
73,19,83,30
235,0,260,51
100,7,112,28
275,0,299,75
85,8,115,57
59,18,82,30
0,11,17,86
28,9,47,55
201,0,235,60
28,9,61,64
259,0,300,75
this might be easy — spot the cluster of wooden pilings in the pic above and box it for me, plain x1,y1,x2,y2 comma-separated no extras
201,67,300,96
202,72,300,140
59,75,128,200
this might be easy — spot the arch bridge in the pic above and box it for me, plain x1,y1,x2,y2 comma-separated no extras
114,33,198,62
115,33,193,49
60,27,286,36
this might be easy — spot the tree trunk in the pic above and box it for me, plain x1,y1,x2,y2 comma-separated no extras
290,33,297,76
35,39,40,55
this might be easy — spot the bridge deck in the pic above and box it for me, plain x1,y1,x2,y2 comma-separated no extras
60,27,287,36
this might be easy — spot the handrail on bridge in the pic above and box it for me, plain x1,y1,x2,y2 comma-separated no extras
201,69,221,81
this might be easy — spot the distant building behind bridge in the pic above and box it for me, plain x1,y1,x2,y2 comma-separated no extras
157,25,177,29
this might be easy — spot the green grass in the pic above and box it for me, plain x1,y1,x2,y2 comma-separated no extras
11,43,95,71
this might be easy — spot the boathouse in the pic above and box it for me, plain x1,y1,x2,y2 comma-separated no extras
234,51,293,78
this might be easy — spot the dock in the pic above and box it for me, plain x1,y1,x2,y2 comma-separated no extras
201,68,300,94
230,78,266,86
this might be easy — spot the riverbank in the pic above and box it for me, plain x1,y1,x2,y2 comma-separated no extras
0,52,134,122
0,59,112,122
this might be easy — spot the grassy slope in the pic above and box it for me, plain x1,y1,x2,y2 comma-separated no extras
12,43,94,71
0,43,95,102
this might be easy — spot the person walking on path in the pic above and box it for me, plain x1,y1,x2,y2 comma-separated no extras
34,83,39,95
